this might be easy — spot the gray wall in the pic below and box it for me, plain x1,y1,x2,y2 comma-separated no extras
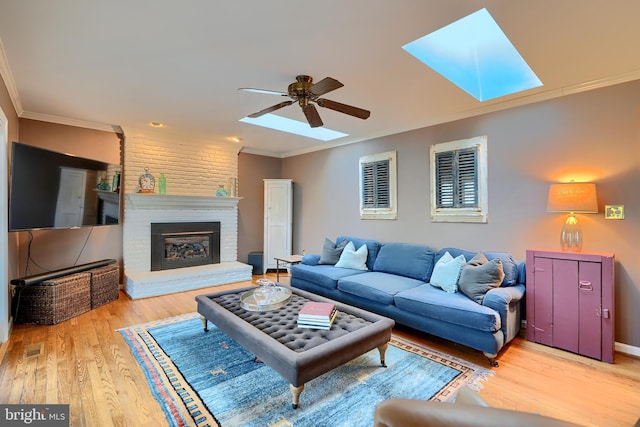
281,80,640,348
237,152,282,265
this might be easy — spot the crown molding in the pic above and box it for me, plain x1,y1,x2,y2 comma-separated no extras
275,68,640,159
0,36,23,116
19,111,122,133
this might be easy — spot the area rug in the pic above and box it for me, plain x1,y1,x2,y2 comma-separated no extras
119,312,493,427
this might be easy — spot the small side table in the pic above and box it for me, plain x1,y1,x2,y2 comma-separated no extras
274,255,303,282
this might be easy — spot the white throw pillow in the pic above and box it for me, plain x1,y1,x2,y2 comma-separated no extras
335,241,369,270
430,251,466,293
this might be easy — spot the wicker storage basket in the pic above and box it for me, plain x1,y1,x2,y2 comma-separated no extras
14,272,92,325
90,264,120,308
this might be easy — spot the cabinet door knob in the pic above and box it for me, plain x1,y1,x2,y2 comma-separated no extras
579,280,593,291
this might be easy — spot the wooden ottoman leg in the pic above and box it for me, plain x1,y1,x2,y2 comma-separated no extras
290,383,304,409
201,316,209,332
378,342,389,367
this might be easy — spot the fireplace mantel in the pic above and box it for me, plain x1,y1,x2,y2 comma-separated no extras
125,193,242,210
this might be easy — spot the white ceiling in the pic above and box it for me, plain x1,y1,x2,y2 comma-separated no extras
1,1,639,158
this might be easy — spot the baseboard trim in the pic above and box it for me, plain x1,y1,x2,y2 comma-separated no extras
521,320,640,358
615,342,640,358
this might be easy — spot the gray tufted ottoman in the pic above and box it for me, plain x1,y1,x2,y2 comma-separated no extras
195,286,395,408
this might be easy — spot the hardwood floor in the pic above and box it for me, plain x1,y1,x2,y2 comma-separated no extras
1,274,639,427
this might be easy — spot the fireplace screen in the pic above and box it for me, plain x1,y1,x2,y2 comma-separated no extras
151,222,220,271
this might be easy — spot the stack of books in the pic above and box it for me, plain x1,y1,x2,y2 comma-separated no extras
297,301,338,330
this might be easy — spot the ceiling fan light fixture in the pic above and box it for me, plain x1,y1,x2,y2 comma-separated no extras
239,74,370,129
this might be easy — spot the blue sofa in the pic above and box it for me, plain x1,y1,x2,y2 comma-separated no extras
290,236,526,366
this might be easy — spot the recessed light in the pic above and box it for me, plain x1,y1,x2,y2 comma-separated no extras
149,122,166,128
228,136,243,143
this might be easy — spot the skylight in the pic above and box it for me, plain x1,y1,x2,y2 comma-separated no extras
239,114,348,141
402,8,542,102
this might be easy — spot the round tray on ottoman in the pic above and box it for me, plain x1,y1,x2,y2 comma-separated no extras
240,285,292,311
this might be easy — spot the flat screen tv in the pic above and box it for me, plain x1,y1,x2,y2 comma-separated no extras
8,142,122,232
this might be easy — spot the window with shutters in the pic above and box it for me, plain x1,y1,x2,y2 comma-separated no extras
430,136,488,223
359,150,397,220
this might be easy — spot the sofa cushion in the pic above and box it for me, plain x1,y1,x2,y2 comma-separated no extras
336,236,382,271
458,253,505,304
430,251,466,293
290,264,366,290
484,251,519,286
436,247,519,287
335,241,368,270
318,238,348,265
338,272,425,306
373,242,435,282
394,285,500,332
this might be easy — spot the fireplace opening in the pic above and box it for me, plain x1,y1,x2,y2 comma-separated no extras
151,222,221,271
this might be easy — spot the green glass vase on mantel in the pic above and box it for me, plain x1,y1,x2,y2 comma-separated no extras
216,185,228,197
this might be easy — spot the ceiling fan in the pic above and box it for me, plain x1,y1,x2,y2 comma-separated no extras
239,75,370,128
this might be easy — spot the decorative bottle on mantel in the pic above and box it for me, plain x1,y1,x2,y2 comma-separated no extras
229,177,237,197
216,185,228,197
158,173,167,194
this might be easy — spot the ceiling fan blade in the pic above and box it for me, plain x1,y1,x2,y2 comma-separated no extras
316,98,371,119
247,100,294,118
309,77,344,96
238,87,288,96
302,104,323,128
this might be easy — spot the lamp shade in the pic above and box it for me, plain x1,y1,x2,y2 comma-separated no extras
547,182,598,213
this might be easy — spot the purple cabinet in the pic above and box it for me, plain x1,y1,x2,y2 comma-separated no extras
526,249,615,363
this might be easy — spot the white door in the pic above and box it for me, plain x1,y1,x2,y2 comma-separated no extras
263,179,292,273
54,167,87,227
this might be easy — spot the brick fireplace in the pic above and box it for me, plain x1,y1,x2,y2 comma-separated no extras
121,133,251,299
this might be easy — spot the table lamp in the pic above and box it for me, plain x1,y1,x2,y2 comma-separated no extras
547,182,598,252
